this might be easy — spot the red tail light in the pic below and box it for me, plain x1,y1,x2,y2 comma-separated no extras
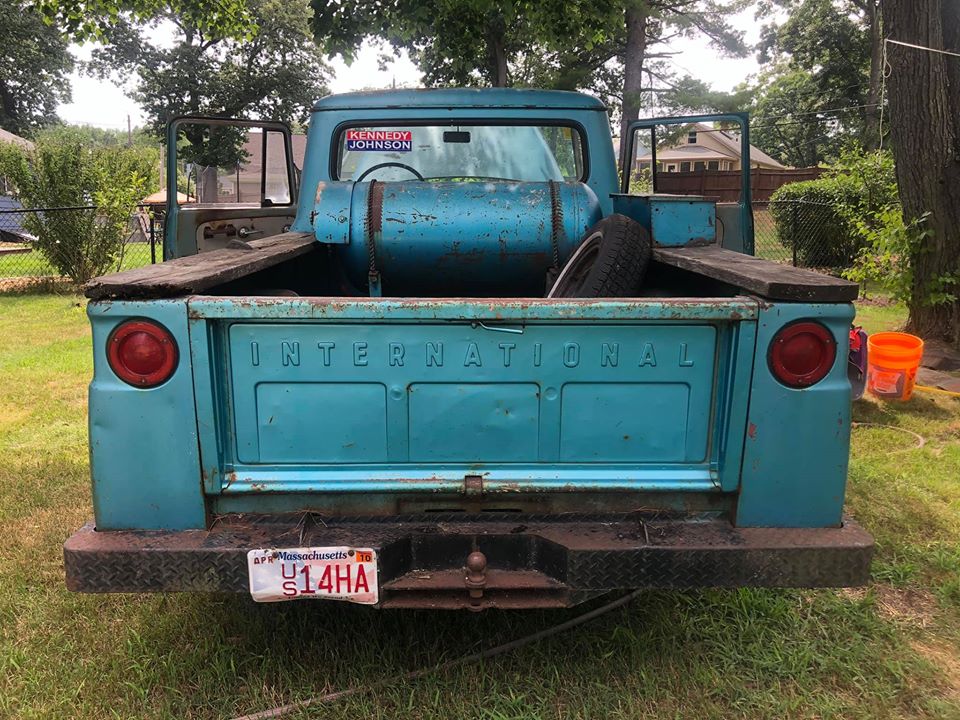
107,320,178,388
769,321,836,388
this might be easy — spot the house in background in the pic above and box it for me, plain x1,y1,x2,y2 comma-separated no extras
1,128,34,195
0,128,37,245
0,127,33,152
212,132,307,204
635,123,786,173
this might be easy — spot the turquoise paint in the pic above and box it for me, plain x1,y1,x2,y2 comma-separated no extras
293,91,619,228
625,113,754,254
331,181,602,293
736,302,855,527
91,91,855,536
312,88,607,112
185,297,758,322
612,194,717,247
173,299,757,503
88,300,206,530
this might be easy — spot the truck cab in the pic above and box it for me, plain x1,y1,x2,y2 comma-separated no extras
65,89,872,609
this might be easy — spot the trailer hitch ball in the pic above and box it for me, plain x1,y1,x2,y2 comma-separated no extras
465,551,488,608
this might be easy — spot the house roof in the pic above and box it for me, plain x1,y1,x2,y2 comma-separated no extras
650,145,730,162
0,128,34,151
636,122,785,168
701,123,784,168
0,196,35,242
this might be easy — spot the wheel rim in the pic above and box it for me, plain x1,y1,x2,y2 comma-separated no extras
547,232,602,298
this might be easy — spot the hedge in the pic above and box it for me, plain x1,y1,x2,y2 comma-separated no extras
769,175,866,268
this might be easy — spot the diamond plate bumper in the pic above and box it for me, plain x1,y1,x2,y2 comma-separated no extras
64,514,873,609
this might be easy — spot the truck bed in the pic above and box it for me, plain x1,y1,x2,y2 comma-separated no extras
84,234,857,302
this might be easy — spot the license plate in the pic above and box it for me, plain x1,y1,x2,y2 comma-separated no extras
247,546,378,604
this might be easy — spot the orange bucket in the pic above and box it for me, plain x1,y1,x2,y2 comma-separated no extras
866,332,924,400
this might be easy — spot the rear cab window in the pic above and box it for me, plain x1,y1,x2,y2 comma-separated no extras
335,123,586,183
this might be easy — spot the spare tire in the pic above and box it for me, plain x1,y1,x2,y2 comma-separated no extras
547,214,652,298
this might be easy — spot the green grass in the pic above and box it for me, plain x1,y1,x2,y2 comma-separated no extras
0,294,958,719
0,243,155,281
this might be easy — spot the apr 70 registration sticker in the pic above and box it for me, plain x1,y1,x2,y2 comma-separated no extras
247,546,378,604
346,129,412,152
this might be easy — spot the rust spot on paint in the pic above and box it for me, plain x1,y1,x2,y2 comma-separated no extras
747,422,757,440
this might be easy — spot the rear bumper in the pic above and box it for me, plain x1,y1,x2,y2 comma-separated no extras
64,514,874,609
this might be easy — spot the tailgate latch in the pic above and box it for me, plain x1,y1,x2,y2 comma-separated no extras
463,474,484,497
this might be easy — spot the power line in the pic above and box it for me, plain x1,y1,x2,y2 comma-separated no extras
751,79,873,102
650,102,881,141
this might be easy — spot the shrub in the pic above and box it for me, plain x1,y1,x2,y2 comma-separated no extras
770,175,864,268
844,207,930,302
770,148,899,269
0,127,158,283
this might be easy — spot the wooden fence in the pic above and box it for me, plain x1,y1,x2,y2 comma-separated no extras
653,167,823,203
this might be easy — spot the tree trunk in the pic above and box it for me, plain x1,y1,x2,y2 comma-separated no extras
862,1,883,149
487,15,509,87
199,166,219,204
884,0,960,345
0,78,20,133
619,3,649,169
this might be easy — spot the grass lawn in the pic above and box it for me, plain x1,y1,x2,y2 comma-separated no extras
0,293,958,719
0,242,155,280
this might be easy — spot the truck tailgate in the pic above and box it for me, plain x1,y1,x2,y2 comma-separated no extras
187,298,757,496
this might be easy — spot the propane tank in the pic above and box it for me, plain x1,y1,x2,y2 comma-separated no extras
316,181,602,295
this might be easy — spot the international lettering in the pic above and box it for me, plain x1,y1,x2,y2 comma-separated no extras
255,340,696,369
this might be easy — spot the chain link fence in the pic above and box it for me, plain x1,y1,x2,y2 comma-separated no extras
753,199,860,276
0,204,162,293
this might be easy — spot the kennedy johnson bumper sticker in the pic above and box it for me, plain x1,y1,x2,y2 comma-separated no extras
346,129,412,152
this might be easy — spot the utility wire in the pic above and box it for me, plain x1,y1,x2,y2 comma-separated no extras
657,103,881,142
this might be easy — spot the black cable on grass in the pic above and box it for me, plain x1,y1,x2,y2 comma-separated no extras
230,589,645,720
851,422,927,451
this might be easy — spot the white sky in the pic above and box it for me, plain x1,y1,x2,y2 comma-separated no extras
57,6,764,129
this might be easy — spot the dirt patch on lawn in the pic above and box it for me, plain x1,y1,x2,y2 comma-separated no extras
911,638,960,701
0,276,72,293
874,585,940,627
843,585,940,627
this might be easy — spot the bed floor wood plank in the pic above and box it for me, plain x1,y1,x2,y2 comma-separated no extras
85,232,316,300
653,244,858,302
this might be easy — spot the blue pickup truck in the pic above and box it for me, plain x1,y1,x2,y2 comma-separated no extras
65,89,872,609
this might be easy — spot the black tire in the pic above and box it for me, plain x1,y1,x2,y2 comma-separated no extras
548,214,652,298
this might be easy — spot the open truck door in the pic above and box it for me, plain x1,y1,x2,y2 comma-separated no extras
164,117,299,259
620,113,755,255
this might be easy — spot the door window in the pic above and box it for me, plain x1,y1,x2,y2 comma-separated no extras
174,121,295,207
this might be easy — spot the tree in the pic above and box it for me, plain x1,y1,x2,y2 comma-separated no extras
312,1,748,166
312,0,621,89
89,0,329,200
35,0,253,42
90,0,329,134
0,127,159,282
614,1,748,165
882,0,960,345
748,66,847,167
751,0,883,164
851,0,883,146
0,1,74,136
